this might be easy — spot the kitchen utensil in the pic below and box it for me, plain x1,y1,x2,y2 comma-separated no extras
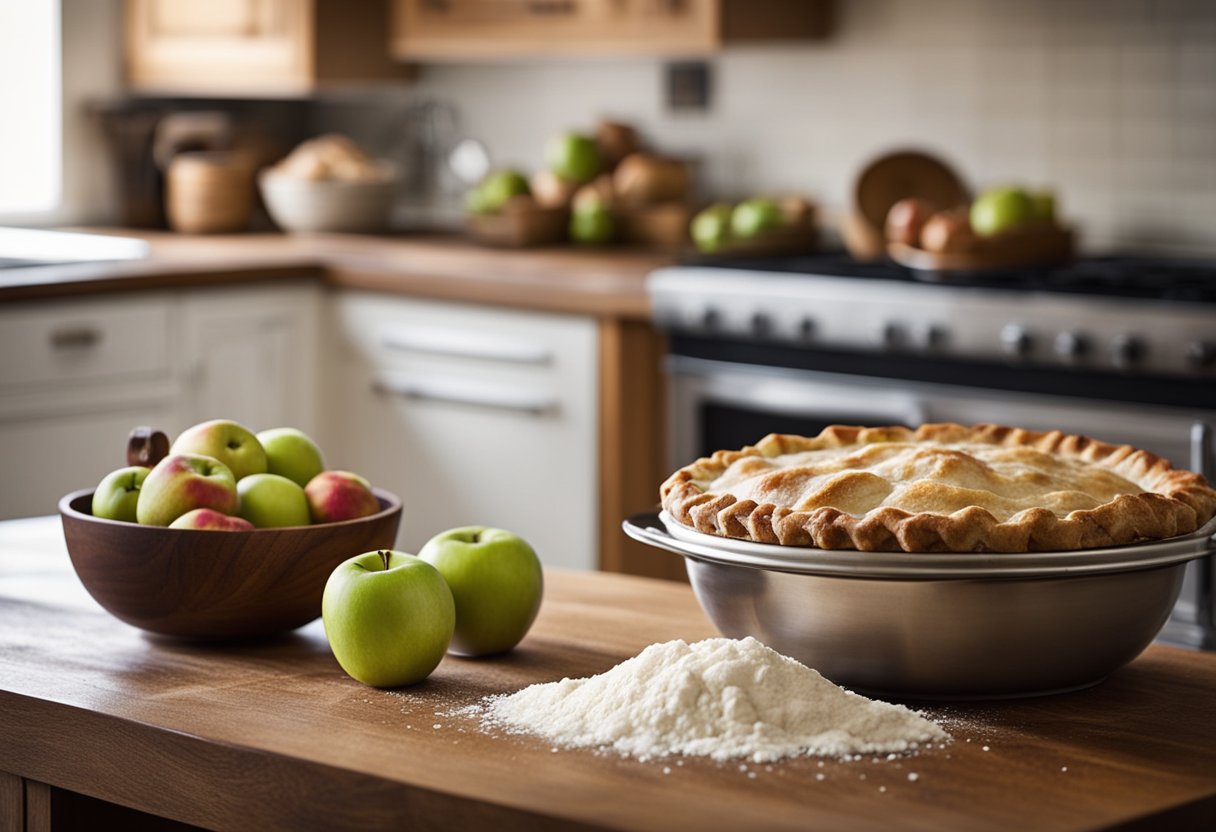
844,149,968,262
258,162,400,233
165,151,255,234
622,510,1216,699
59,488,401,640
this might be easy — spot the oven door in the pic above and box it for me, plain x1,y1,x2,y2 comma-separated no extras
667,355,1216,649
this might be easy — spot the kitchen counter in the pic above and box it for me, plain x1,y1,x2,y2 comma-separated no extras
2,515,1216,831
0,230,670,319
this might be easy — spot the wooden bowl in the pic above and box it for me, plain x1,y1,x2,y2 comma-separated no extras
887,223,1076,276
466,205,569,247
58,488,402,641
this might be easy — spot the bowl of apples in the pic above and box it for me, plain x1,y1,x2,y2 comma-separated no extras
59,420,401,641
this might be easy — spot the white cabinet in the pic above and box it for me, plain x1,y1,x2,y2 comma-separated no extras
0,284,320,521
325,292,599,570
178,284,321,435
0,294,181,519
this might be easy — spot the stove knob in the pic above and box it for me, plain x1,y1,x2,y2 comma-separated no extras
919,323,948,351
750,312,774,339
798,317,816,341
880,321,906,350
1110,334,1147,370
1000,324,1033,358
700,307,722,332
1187,340,1216,369
1054,331,1091,361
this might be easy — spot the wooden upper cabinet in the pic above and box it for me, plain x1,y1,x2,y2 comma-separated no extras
126,0,404,96
390,0,832,60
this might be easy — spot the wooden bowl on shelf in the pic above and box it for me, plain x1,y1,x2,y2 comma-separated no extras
466,205,569,248
58,488,402,641
888,223,1076,276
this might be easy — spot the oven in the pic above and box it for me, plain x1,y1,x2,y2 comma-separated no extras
649,255,1216,649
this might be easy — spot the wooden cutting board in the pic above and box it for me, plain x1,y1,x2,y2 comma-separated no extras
1,515,1215,831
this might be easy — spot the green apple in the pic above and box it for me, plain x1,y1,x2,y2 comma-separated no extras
691,203,734,252
257,427,325,488
1029,190,1056,224
236,473,310,528
469,169,530,215
546,132,600,185
171,419,267,481
731,198,784,238
322,550,455,687
418,526,543,657
570,200,615,245
92,466,150,522
136,454,238,526
169,508,255,531
970,186,1035,236
305,470,380,524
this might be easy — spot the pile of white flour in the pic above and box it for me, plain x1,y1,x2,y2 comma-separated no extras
473,637,948,763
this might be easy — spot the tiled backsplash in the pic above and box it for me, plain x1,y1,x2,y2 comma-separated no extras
407,0,1216,254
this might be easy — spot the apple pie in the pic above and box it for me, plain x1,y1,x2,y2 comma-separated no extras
660,423,1216,553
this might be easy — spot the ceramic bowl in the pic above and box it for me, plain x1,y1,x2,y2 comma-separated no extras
59,488,401,640
258,163,399,233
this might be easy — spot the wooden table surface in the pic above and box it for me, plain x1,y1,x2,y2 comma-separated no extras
2,515,1216,832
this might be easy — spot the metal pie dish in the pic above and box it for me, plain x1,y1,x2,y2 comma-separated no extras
623,511,1216,700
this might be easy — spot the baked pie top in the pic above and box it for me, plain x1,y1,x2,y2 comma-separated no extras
660,423,1216,553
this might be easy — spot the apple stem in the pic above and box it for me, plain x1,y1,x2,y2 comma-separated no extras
378,550,391,571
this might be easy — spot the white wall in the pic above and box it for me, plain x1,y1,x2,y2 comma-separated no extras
406,0,1216,254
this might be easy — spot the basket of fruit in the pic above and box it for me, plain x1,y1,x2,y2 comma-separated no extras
688,195,818,258
886,185,1074,276
464,121,696,249
60,420,401,640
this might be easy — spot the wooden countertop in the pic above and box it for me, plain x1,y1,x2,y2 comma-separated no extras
0,230,672,319
3,515,1216,831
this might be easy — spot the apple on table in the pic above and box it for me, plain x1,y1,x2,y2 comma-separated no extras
322,550,456,688
419,526,544,657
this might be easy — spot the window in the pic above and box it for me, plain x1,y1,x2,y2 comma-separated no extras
0,0,61,214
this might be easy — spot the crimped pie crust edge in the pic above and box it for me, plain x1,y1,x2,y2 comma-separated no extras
659,423,1216,553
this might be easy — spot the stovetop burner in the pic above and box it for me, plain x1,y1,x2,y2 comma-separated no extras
687,252,1216,304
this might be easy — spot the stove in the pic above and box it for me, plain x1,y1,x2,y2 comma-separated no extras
647,252,1216,650
650,253,1216,382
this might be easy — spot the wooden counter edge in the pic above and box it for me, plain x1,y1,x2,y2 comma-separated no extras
0,691,603,832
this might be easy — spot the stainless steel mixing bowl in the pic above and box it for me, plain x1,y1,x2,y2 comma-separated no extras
623,512,1216,700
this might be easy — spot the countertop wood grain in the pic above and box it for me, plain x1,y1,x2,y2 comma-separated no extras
2,515,1215,831
0,230,670,319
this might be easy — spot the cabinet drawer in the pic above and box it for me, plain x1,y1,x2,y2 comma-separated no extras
0,297,172,391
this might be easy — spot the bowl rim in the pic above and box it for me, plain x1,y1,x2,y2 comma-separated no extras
59,487,402,533
622,511,1216,580
257,160,401,188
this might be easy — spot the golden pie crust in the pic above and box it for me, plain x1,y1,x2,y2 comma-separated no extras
660,423,1216,553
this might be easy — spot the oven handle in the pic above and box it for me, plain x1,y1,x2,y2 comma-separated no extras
681,363,928,428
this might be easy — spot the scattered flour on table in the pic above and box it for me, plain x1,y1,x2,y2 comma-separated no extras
459,637,949,763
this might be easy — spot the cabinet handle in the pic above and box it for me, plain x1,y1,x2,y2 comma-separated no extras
373,377,558,417
378,327,553,365
49,327,102,350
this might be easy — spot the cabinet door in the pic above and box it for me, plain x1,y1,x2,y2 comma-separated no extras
326,293,598,570
392,0,717,59
0,294,180,521
126,0,312,94
178,285,320,436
